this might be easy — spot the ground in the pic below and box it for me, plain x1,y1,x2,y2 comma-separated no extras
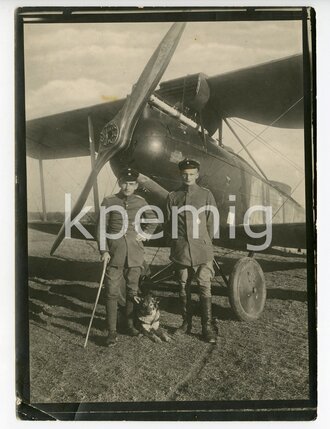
27,228,310,404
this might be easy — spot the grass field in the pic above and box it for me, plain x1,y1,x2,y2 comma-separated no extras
27,228,311,404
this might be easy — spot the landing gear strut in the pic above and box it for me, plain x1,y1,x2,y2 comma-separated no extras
146,254,267,323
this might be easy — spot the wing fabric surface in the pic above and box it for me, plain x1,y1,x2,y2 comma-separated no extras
157,54,303,135
28,221,306,250
26,99,125,159
203,54,304,134
26,54,303,160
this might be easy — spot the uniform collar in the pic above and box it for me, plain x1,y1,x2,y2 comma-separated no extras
182,183,199,194
117,191,135,200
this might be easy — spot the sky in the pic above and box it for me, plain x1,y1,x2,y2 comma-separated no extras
24,19,305,212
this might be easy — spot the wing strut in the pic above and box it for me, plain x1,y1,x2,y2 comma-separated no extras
218,119,223,145
38,158,47,221
88,116,100,216
224,118,268,182
199,111,207,151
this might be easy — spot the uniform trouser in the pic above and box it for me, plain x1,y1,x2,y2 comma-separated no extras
176,261,214,298
104,265,141,333
105,265,141,300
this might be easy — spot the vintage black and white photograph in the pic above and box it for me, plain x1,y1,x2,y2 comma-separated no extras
16,7,316,421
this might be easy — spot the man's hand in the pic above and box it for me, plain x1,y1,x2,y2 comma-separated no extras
136,233,147,242
101,252,111,265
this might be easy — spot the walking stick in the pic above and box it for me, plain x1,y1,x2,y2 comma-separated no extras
84,259,108,348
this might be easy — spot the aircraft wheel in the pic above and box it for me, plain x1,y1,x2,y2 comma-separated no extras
228,257,266,322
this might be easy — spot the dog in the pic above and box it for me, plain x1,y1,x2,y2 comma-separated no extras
134,293,171,343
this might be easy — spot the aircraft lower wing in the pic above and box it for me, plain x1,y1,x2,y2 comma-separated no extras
27,171,306,251
28,221,306,252
216,222,306,251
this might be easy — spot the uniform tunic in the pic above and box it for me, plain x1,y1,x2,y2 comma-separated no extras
166,183,218,298
166,184,218,267
97,192,157,267
97,192,157,302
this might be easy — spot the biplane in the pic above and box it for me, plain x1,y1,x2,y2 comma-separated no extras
26,23,308,322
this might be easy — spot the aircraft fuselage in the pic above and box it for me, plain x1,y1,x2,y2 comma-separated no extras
110,103,305,229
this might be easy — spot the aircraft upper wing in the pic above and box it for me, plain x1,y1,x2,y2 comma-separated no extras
158,54,304,135
204,54,304,134
26,99,125,159
26,54,303,160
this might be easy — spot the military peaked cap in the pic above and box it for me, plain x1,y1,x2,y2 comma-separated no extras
118,167,139,181
178,158,200,171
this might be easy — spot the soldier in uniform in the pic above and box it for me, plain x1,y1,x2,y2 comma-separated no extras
97,167,157,346
165,159,217,343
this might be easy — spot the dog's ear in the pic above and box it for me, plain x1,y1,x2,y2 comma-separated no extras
133,296,141,304
154,297,160,306
139,282,150,296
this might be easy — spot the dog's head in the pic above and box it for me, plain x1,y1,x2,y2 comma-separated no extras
134,293,159,316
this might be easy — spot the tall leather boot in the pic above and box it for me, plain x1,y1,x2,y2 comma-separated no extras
200,297,216,344
105,299,118,346
126,298,139,336
175,293,192,335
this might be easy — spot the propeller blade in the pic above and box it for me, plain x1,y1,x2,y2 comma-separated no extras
119,22,186,133
50,23,186,255
50,150,113,255
98,22,186,154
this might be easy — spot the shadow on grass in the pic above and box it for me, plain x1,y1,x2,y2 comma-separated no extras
267,288,307,302
29,254,306,285
155,295,236,322
29,256,103,282
29,301,51,326
48,322,108,348
29,285,105,315
30,280,307,345
28,252,307,342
